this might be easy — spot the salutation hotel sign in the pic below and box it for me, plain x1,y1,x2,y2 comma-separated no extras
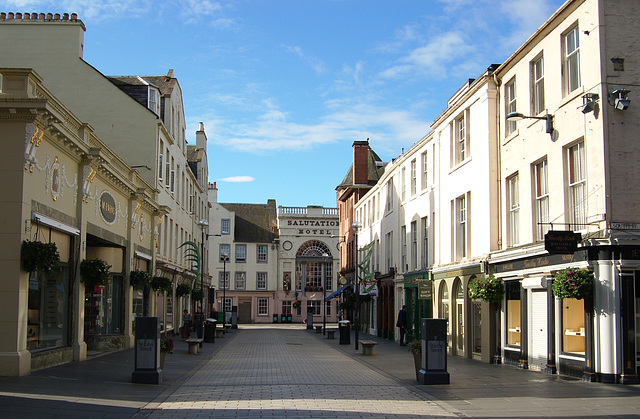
287,220,338,236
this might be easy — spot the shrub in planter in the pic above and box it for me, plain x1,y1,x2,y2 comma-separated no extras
176,283,191,298
150,276,172,293
467,275,504,304
160,334,174,354
552,268,593,300
129,270,151,290
21,240,61,274
80,259,111,287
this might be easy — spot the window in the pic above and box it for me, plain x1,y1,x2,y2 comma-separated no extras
148,88,159,114
235,244,246,262
410,159,417,196
307,300,320,315
562,297,585,354
234,272,246,289
421,216,429,268
325,300,332,316
401,225,407,272
257,272,267,290
531,54,545,115
158,153,163,181
568,141,586,227
219,244,230,262
534,159,550,241
507,173,520,247
257,245,268,262
218,271,229,290
505,78,517,136
385,231,393,272
506,280,521,347
411,221,417,271
165,155,170,186
221,219,230,235
170,158,175,193
257,298,268,316
455,194,467,260
386,178,394,211
401,167,406,201
421,151,428,190
223,298,232,314
282,300,292,315
453,111,468,164
563,25,581,95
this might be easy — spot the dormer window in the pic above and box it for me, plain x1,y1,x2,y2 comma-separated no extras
148,87,160,115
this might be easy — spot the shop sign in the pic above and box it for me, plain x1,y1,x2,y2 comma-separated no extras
100,191,117,225
418,280,432,300
544,230,581,254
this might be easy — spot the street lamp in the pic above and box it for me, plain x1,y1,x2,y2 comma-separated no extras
221,253,229,326
197,219,209,341
322,253,329,335
352,221,361,351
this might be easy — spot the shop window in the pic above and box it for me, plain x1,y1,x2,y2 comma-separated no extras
85,276,123,335
257,298,268,316
471,301,482,353
282,301,292,315
307,300,321,315
562,298,585,354
506,280,521,347
28,268,70,351
439,282,450,348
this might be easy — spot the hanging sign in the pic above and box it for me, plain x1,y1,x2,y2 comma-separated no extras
544,230,581,254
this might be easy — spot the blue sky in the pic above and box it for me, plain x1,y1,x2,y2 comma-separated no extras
5,0,566,208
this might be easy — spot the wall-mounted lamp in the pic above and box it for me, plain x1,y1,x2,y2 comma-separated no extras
131,165,152,171
609,88,630,111
581,93,599,114
506,111,554,134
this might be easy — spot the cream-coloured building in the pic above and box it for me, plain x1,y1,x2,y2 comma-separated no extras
0,13,210,375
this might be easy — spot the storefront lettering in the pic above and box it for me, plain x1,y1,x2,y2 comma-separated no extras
298,229,334,235
99,191,117,224
288,220,338,227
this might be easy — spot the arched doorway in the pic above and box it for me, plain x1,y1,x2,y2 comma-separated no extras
439,281,450,352
453,278,465,356
295,241,333,323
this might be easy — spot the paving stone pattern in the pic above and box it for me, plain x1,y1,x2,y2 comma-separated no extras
145,329,454,418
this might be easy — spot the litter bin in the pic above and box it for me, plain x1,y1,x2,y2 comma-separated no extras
339,320,350,345
273,314,278,323
204,319,217,343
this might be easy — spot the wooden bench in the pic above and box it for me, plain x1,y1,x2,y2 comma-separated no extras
326,329,337,339
215,327,225,338
185,338,202,354
315,325,323,334
359,340,378,356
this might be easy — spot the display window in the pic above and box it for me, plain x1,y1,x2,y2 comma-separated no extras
84,276,123,335
506,280,521,347
561,297,585,354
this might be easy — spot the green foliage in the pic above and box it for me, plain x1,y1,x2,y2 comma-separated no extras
21,240,61,274
150,276,172,293
467,275,505,304
406,339,422,354
176,283,192,298
160,335,174,354
80,259,111,287
191,287,204,301
129,270,150,290
552,268,593,300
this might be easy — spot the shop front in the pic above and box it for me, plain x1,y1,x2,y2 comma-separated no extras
403,270,432,342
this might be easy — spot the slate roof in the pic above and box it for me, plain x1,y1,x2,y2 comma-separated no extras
336,147,385,189
220,200,278,243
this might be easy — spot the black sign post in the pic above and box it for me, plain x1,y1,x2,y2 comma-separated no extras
418,318,450,385
131,317,161,384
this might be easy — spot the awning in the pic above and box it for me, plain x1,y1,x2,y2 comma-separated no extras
324,285,350,301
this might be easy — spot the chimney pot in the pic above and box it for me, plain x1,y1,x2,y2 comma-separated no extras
54,13,60,19
62,13,69,20
8,12,14,19
71,13,77,20
39,13,45,20
16,13,22,19
46,13,53,20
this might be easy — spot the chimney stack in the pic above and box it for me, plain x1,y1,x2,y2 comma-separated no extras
352,139,369,185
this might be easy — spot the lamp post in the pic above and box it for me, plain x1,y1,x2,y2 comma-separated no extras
221,253,229,326
352,221,361,351
322,253,329,335
197,219,209,341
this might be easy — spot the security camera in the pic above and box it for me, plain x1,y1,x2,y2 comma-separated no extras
615,98,630,110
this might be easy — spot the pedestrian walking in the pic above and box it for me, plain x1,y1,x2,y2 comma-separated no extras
194,306,204,340
182,309,191,340
396,305,407,346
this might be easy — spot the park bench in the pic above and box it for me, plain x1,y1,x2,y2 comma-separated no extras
185,338,202,354
326,329,337,339
315,325,323,333
215,327,225,338
224,324,232,333
359,340,378,356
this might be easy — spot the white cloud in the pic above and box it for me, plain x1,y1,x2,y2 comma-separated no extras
219,176,255,183
284,45,326,75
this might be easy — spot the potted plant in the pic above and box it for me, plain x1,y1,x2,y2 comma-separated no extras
159,333,174,369
176,283,191,298
80,258,111,288
406,339,422,381
467,275,505,303
21,240,61,274
552,268,593,300
129,270,150,290
293,300,301,309
150,276,172,293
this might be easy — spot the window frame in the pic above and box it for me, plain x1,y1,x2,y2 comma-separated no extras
534,159,550,241
234,271,246,290
507,173,520,247
531,54,545,115
219,244,231,262
221,219,231,235
257,298,268,316
257,244,268,263
567,141,586,229
256,272,267,290
563,24,581,95
505,78,517,136
235,244,246,263
421,151,428,190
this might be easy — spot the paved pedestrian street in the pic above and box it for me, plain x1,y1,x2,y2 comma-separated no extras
144,328,453,418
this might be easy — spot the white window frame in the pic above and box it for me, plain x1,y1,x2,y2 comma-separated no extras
257,272,267,290
421,216,429,268
257,244,268,263
421,151,428,190
235,244,246,262
411,221,417,271
531,54,545,115
563,24,581,95
218,271,229,290
221,219,231,235
505,79,517,136
307,300,320,315
507,173,520,247
567,141,586,228
401,225,407,272
410,159,417,196
219,244,231,262
534,159,550,241
257,298,269,316
455,194,468,260
234,271,246,290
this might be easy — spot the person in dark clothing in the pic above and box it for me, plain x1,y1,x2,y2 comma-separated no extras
396,305,407,346
182,309,191,340
193,307,204,339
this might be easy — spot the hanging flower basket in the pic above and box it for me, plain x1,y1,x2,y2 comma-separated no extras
129,270,151,290
552,268,593,300
80,259,111,288
176,283,192,298
467,275,505,304
292,300,301,309
21,240,61,274
191,287,204,301
150,276,172,293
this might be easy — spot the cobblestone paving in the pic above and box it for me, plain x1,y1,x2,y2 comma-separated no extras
144,329,455,418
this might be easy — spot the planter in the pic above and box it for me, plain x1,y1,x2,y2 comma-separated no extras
21,240,61,274
80,259,111,288
552,268,593,300
413,351,421,381
129,270,150,290
159,351,166,370
151,276,172,293
467,275,504,304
